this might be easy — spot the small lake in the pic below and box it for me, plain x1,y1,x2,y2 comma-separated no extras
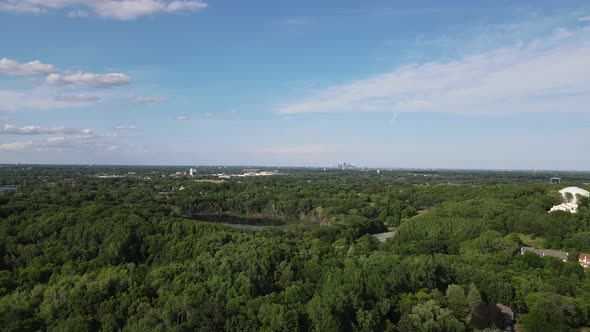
0,186,17,192
189,214,285,228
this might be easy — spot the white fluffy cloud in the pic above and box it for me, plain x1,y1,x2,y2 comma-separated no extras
130,96,167,104
0,57,131,88
277,28,590,115
0,124,92,135
0,0,207,20
46,72,130,87
0,58,56,76
0,2,39,13
175,116,191,121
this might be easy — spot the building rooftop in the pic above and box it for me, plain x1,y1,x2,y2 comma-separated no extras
521,247,569,260
559,187,590,204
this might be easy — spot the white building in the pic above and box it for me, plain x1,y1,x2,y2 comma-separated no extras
550,202,581,213
549,187,590,213
560,187,590,204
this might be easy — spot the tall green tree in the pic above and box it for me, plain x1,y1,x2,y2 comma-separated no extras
446,285,468,319
521,292,576,332
466,284,482,312
399,300,465,332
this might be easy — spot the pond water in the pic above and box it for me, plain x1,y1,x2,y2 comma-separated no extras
0,186,17,192
190,214,285,228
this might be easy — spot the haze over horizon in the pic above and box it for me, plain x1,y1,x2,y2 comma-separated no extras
1,0,590,170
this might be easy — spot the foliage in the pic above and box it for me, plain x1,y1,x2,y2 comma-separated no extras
0,166,589,331
399,300,465,332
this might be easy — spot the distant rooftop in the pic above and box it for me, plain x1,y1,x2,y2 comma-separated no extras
521,247,569,261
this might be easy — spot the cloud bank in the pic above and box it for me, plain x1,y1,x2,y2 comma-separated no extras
1,58,131,88
0,0,208,20
0,58,56,76
0,132,119,152
277,28,590,115
0,124,92,135
47,72,130,87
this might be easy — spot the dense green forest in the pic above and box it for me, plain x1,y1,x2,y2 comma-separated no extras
1,165,590,331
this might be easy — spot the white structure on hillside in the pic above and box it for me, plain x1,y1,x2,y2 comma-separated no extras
560,187,590,204
549,187,590,213
189,168,197,177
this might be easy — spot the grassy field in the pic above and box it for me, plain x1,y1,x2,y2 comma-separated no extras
519,233,547,249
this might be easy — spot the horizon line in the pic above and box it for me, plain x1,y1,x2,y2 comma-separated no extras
1,163,590,173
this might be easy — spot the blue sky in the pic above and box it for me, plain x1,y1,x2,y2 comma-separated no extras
1,0,589,169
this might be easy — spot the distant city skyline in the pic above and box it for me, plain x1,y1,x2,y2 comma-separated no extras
1,0,590,170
